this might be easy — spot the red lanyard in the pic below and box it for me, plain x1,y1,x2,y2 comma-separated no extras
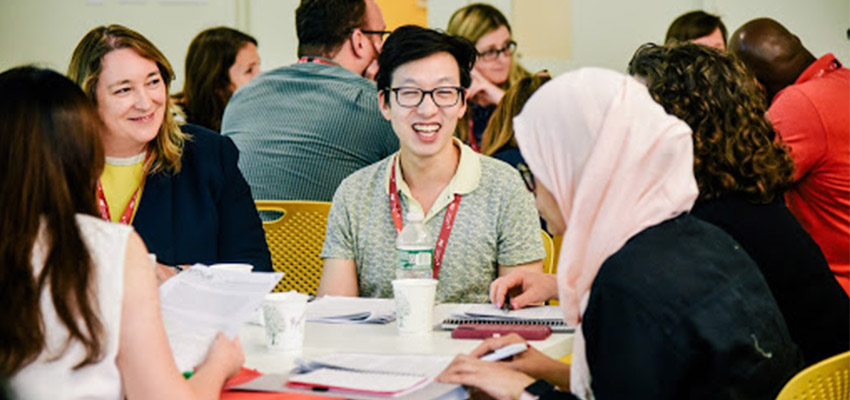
389,156,461,278
298,56,338,67
467,117,480,152
96,180,140,225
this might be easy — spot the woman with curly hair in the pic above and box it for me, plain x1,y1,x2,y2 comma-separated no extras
629,42,849,366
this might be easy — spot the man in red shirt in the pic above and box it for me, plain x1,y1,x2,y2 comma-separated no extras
731,18,849,295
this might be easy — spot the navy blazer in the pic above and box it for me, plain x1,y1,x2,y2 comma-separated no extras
133,124,272,271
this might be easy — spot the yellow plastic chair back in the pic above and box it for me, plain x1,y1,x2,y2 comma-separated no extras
256,200,331,294
776,351,849,400
542,230,555,274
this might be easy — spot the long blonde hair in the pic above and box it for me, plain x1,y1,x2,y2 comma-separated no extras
481,73,551,156
68,24,187,174
447,3,530,144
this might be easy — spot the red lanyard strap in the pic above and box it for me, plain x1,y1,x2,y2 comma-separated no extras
298,56,338,67
389,156,461,278
97,180,140,225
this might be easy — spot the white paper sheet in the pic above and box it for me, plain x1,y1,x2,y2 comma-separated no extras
450,304,565,321
289,353,454,397
159,265,283,371
305,296,396,324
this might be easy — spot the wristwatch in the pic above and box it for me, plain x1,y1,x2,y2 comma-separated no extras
519,379,556,400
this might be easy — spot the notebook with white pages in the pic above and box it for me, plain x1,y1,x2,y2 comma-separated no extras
441,304,574,333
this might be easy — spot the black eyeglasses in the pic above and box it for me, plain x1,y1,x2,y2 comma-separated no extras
478,41,517,61
385,86,465,108
517,163,536,193
361,29,392,41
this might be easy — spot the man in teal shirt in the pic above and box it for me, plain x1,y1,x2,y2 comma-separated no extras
222,0,398,202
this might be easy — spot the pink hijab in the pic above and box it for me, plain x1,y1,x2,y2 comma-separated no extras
514,68,697,397
514,67,698,325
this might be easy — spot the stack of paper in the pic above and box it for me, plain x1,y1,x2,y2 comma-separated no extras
231,353,465,400
305,296,396,324
159,265,283,371
289,353,456,397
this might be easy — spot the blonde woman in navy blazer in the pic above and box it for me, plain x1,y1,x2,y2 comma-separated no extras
68,25,271,278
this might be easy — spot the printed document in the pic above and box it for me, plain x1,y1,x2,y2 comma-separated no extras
159,265,283,371
306,296,396,324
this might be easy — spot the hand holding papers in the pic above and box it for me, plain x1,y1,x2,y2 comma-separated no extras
159,264,282,371
306,296,396,324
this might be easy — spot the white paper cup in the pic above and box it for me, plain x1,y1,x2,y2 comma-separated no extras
392,279,438,335
210,263,254,272
262,291,308,352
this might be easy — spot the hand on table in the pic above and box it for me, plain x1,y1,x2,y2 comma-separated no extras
437,353,534,400
468,69,505,107
467,333,565,385
490,270,558,310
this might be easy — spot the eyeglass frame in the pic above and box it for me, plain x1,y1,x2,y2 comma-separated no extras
478,41,518,62
360,29,392,41
383,86,467,108
517,163,536,193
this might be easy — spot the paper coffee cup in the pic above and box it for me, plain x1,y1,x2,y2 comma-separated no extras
392,279,438,335
262,291,308,352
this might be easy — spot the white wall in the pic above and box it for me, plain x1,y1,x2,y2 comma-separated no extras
0,0,237,89
1,0,848,84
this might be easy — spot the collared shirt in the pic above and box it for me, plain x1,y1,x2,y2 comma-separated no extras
221,60,399,202
768,53,850,294
323,142,544,303
385,139,480,222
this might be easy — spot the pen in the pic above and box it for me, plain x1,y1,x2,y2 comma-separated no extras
182,371,193,379
501,293,512,313
480,342,529,362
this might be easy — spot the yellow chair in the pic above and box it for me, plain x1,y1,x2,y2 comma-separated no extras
256,200,331,294
776,351,849,400
541,230,555,274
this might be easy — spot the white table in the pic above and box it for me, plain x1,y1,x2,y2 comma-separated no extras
241,304,574,374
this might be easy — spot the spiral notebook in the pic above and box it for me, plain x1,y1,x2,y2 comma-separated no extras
441,304,574,333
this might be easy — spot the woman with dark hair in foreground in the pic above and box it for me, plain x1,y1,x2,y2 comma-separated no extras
1,66,243,400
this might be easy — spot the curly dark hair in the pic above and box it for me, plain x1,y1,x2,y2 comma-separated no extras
628,42,794,203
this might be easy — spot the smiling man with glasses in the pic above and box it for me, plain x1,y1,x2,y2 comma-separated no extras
318,25,544,304
221,0,399,203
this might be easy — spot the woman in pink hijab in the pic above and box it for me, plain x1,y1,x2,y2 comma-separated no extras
437,68,800,399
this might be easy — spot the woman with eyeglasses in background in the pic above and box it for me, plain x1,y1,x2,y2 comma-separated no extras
173,27,260,132
447,3,531,152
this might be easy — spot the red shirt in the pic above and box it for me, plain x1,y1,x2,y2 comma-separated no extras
768,53,850,295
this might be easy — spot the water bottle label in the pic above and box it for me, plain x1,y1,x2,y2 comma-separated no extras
397,248,433,271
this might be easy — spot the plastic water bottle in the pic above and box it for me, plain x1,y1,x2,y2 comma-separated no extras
396,211,434,279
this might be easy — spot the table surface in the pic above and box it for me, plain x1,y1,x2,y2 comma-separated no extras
241,304,574,374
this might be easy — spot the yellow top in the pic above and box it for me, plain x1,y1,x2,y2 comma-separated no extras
100,153,146,223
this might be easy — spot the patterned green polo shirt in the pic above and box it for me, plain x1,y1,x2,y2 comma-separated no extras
322,141,545,303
